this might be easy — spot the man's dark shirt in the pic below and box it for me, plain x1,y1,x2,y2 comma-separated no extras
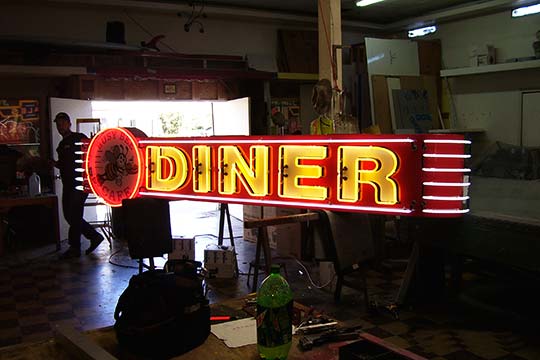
57,132,88,189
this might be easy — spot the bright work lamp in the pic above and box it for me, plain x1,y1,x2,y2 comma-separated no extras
408,26,437,38
356,0,385,7
512,3,540,17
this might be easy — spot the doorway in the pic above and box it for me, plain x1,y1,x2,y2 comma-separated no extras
50,97,250,241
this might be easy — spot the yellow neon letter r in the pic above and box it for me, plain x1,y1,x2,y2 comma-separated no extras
338,146,398,204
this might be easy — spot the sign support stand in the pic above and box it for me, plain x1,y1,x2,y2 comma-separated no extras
217,203,239,276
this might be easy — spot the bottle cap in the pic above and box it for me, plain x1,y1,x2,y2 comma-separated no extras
270,264,281,274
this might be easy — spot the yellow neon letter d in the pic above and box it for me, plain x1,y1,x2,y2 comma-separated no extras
147,146,189,191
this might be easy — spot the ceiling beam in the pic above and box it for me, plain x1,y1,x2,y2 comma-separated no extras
44,0,384,30
386,0,540,30
24,0,538,34
0,65,87,77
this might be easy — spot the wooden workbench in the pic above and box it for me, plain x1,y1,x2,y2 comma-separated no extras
0,327,352,360
0,296,345,360
0,293,425,360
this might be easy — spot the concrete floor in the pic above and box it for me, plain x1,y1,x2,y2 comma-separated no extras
1,202,540,359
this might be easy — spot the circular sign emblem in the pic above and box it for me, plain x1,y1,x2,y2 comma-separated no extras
86,128,143,207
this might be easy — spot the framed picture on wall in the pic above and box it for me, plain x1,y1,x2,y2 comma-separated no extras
163,84,177,94
0,99,40,145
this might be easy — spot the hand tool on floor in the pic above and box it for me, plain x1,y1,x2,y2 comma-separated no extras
368,299,400,320
295,315,338,334
299,325,363,351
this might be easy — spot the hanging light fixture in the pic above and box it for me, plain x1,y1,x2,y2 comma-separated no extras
511,3,540,17
408,25,437,38
178,1,206,33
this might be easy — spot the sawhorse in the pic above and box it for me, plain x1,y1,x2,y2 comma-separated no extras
243,212,320,292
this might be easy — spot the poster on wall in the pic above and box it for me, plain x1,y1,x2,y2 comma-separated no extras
392,89,433,133
0,99,40,145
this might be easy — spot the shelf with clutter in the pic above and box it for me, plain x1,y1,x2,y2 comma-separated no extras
441,58,540,77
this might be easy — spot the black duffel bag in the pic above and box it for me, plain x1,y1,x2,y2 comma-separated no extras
114,261,210,359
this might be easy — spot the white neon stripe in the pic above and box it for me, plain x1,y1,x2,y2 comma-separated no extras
75,159,83,163
139,192,414,215
424,139,471,145
75,185,85,191
75,177,84,182
423,209,470,214
423,181,470,187
423,195,470,201
75,168,85,173
75,151,86,155
423,153,471,159
75,142,84,146
422,168,471,173
139,138,415,145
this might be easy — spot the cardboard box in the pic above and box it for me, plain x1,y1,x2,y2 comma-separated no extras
319,261,337,292
243,205,264,244
204,244,236,278
206,266,236,279
243,223,260,244
168,237,195,260
244,205,264,219
242,205,303,257
269,223,302,258
469,45,496,66
204,244,236,265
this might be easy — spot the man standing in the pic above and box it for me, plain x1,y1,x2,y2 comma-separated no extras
53,112,103,258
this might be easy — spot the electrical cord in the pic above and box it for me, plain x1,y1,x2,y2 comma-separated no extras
191,233,337,286
293,257,336,289
317,0,340,93
251,254,336,289
105,244,337,287
108,245,139,269
193,233,240,241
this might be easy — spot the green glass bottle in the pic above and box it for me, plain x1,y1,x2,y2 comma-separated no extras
256,264,293,360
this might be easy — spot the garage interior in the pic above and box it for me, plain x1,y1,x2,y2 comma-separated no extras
1,0,540,359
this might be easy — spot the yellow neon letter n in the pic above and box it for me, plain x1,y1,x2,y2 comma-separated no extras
219,145,269,196
279,145,327,200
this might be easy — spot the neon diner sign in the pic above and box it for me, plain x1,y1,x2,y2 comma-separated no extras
81,128,471,218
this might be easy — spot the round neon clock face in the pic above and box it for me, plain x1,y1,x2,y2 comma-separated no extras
85,128,143,207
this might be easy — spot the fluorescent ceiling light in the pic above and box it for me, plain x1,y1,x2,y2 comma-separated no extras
408,25,437,38
356,0,385,7
512,3,540,17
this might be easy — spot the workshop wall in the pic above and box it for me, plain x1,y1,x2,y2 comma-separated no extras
0,3,365,73
427,10,538,68
425,10,540,151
